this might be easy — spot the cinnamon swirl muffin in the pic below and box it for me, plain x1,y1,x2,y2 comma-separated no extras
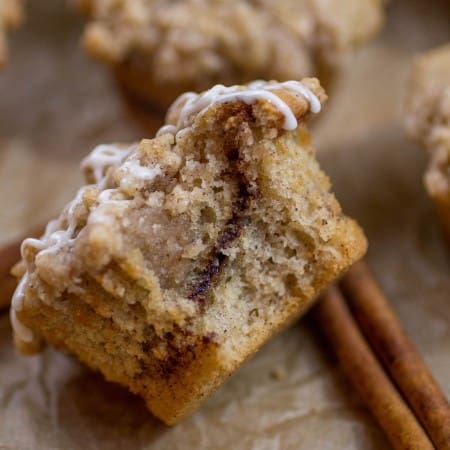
77,0,386,109
11,78,367,424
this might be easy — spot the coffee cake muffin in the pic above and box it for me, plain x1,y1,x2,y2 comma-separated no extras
405,44,450,242
11,78,367,424
78,0,385,109
0,0,22,67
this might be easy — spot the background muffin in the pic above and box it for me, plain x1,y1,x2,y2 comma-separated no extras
405,44,450,243
77,0,386,109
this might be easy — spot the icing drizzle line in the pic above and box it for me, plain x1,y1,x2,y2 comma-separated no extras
156,80,321,138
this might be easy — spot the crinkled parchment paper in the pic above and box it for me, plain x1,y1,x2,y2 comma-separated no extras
0,1,449,449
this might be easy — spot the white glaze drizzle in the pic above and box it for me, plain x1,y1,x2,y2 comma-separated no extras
156,80,321,138
264,80,321,114
81,143,135,183
119,159,162,191
155,124,177,138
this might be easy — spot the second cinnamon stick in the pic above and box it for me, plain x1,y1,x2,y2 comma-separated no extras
313,285,434,450
341,261,450,450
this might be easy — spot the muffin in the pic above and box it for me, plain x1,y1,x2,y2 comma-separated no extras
405,44,450,243
11,78,367,424
0,0,23,67
77,0,386,109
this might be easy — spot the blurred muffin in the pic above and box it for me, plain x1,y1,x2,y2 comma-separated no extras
77,0,386,109
11,78,367,424
0,0,23,67
405,44,450,243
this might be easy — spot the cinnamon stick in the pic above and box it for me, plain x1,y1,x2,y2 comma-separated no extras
0,223,46,310
313,286,434,450
341,261,450,450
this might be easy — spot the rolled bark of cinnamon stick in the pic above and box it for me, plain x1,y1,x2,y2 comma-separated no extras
341,261,450,450
0,223,46,310
313,285,434,450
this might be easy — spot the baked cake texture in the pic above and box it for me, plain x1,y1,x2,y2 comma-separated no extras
405,44,450,242
0,0,22,67
12,78,367,424
77,0,386,109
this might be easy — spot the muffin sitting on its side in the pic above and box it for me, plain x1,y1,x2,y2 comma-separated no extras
11,78,367,424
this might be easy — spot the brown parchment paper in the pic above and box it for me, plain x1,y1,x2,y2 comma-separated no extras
0,1,449,449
